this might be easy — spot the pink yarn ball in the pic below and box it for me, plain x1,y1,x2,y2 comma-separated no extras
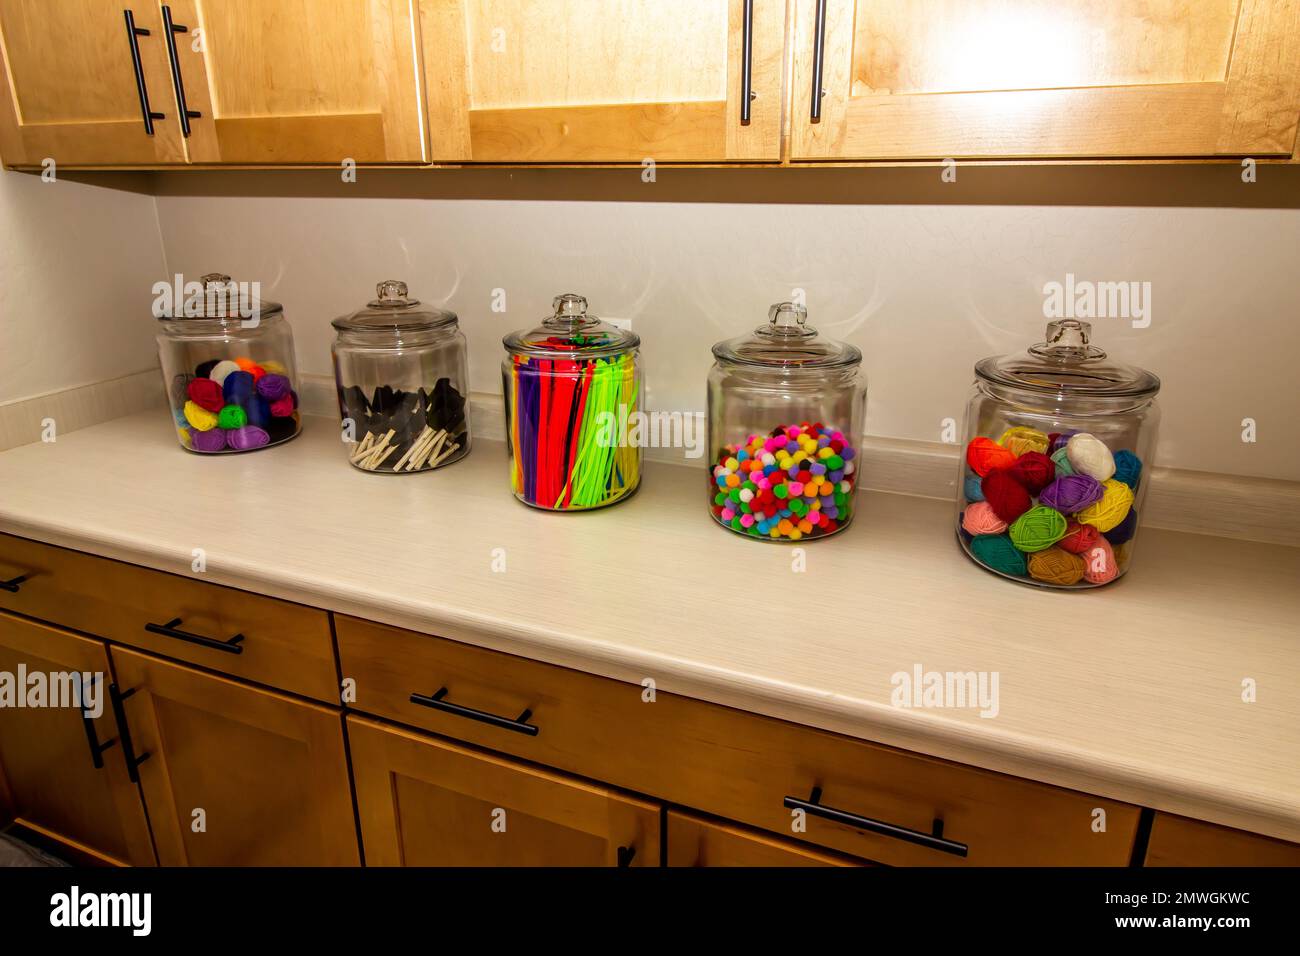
1082,538,1119,584
962,501,1009,536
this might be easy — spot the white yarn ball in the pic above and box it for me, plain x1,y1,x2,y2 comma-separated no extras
209,360,241,386
1066,432,1115,481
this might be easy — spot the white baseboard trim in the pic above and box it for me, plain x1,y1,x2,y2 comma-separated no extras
0,370,165,453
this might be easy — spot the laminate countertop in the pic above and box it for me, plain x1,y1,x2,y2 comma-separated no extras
1,412,1297,842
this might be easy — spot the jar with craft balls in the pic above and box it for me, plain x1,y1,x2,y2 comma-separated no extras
957,319,1160,588
155,273,301,454
708,302,867,542
332,281,470,474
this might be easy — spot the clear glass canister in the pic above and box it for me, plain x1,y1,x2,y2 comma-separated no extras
708,302,867,542
331,280,470,473
502,293,642,511
155,273,301,454
957,319,1160,588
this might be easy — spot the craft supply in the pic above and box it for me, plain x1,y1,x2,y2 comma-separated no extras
1027,547,1086,585
1057,521,1100,554
1103,505,1138,545
1038,474,1104,514
999,425,1050,457
183,401,219,431
1081,537,1119,584
961,502,1007,535
187,377,224,412
1050,447,1074,476
963,476,985,502
1066,432,1116,481
1112,449,1142,490
217,405,247,430
1008,451,1055,495
338,381,468,473
1075,478,1134,533
965,436,1015,476
191,428,227,453
257,373,291,401
1008,505,1068,552
981,469,1031,524
970,534,1026,576
209,360,241,387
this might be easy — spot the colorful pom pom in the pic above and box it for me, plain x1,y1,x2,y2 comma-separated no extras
1038,474,1104,514
966,436,1016,477
970,534,1026,576
999,426,1050,457
1112,449,1142,490
1027,547,1086,586
186,376,224,412
1075,478,1134,533
1008,451,1055,495
183,400,219,432
1066,432,1116,481
981,469,1032,524
1008,505,1068,552
961,502,1008,536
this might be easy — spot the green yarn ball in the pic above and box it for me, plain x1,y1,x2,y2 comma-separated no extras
971,534,1027,576
1050,447,1074,476
1009,505,1068,552
217,404,248,430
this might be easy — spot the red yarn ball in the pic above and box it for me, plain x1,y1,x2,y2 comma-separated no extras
981,469,1031,524
966,436,1016,477
1057,521,1100,554
1009,451,1056,496
186,376,224,412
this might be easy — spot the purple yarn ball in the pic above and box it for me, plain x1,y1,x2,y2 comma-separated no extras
1049,430,1078,454
1038,474,1104,513
256,373,291,401
227,425,270,451
191,428,227,453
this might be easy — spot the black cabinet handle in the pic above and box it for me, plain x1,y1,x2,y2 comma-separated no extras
616,845,636,867
409,687,539,736
810,0,828,121
0,574,27,593
145,617,245,654
124,9,166,134
740,0,755,123
78,674,117,770
783,786,969,858
108,683,151,784
161,5,201,136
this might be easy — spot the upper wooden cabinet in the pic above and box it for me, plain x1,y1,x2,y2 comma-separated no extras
790,0,1300,160
420,0,786,162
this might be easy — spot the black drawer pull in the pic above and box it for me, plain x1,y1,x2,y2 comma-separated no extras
616,845,636,867
109,683,150,784
78,674,117,770
161,5,201,136
783,786,969,858
145,617,245,654
409,687,539,736
0,574,27,593
124,9,166,135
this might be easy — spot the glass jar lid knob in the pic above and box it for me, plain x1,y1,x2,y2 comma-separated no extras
370,279,418,308
201,272,232,290
763,301,815,338
1030,319,1107,363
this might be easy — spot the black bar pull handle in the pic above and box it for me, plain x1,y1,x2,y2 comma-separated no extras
145,617,245,654
409,687,539,736
108,683,151,784
78,674,117,770
740,0,755,123
810,0,828,121
124,9,165,134
0,574,27,593
161,5,201,136
616,845,636,867
783,786,969,857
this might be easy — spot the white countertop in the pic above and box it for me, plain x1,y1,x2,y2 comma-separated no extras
1,412,1297,842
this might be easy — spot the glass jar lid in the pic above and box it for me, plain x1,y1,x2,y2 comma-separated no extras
712,302,862,369
976,319,1160,398
157,272,283,323
331,280,458,335
502,293,639,361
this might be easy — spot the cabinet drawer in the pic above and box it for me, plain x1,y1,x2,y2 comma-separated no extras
337,615,1140,865
667,810,864,867
0,534,335,702
1145,814,1300,867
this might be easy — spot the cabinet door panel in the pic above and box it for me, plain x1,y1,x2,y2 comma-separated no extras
0,613,155,865
667,811,864,867
790,0,1300,160
422,0,785,162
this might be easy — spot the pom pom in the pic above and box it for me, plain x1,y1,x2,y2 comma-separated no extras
1008,451,1055,495
1038,474,1104,513
1075,478,1134,532
222,370,255,405
961,502,1008,535
1112,449,1142,490
245,395,271,429
1103,505,1138,545
183,400,219,432
963,476,985,502
981,469,1032,524
1008,505,1068,552
217,404,248,430
226,426,270,450
186,376,224,412
1050,447,1074,476
970,534,1027,576
191,428,227,453
1027,547,1086,586
966,437,1016,477
256,373,291,401
208,360,241,386
1081,537,1119,584
1066,432,1115,481
998,426,1050,457
195,359,220,379
1057,521,1100,554
269,394,295,418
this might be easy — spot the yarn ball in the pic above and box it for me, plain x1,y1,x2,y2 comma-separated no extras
1075,478,1134,532
1038,474,1104,514
999,426,1050,457
290,389,299,409
963,476,985,502
1103,505,1138,545
270,394,295,418
981,469,1032,524
1081,537,1119,584
183,400,219,432
171,373,194,407
1048,430,1077,454
192,428,227,453
245,395,272,430
961,501,1008,535
217,405,248,430
208,360,241,386
970,534,1027,576
186,376,225,412
234,357,266,381
1066,432,1115,481
260,360,288,375
195,359,220,379
966,436,1016,477
256,373,291,401
177,427,192,448
266,416,298,443
227,426,270,451
1112,449,1142,490
1050,447,1074,476
1057,521,1100,554
222,370,256,405
1008,451,1055,495
1027,547,1086,586
1008,505,1068,552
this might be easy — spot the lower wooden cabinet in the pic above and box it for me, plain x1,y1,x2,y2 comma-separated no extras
349,716,659,866
1145,813,1300,867
110,647,358,866
667,810,864,867
0,612,155,865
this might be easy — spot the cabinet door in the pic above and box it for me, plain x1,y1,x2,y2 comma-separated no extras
165,0,426,163
0,1,186,166
350,716,660,866
110,647,358,865
790,0,1300,160
667,810,863,867
0,613,155,865
421,0,786,162
1145,813,1300,866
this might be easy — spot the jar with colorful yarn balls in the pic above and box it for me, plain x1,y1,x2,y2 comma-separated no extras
708,302,866,542
155,273,302,454
956,319,1159,588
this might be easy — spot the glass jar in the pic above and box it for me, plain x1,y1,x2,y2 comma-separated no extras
956,319,1160,588
155,273,301,454
708,302,867,542
502,293,642,511
331,281,470,474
